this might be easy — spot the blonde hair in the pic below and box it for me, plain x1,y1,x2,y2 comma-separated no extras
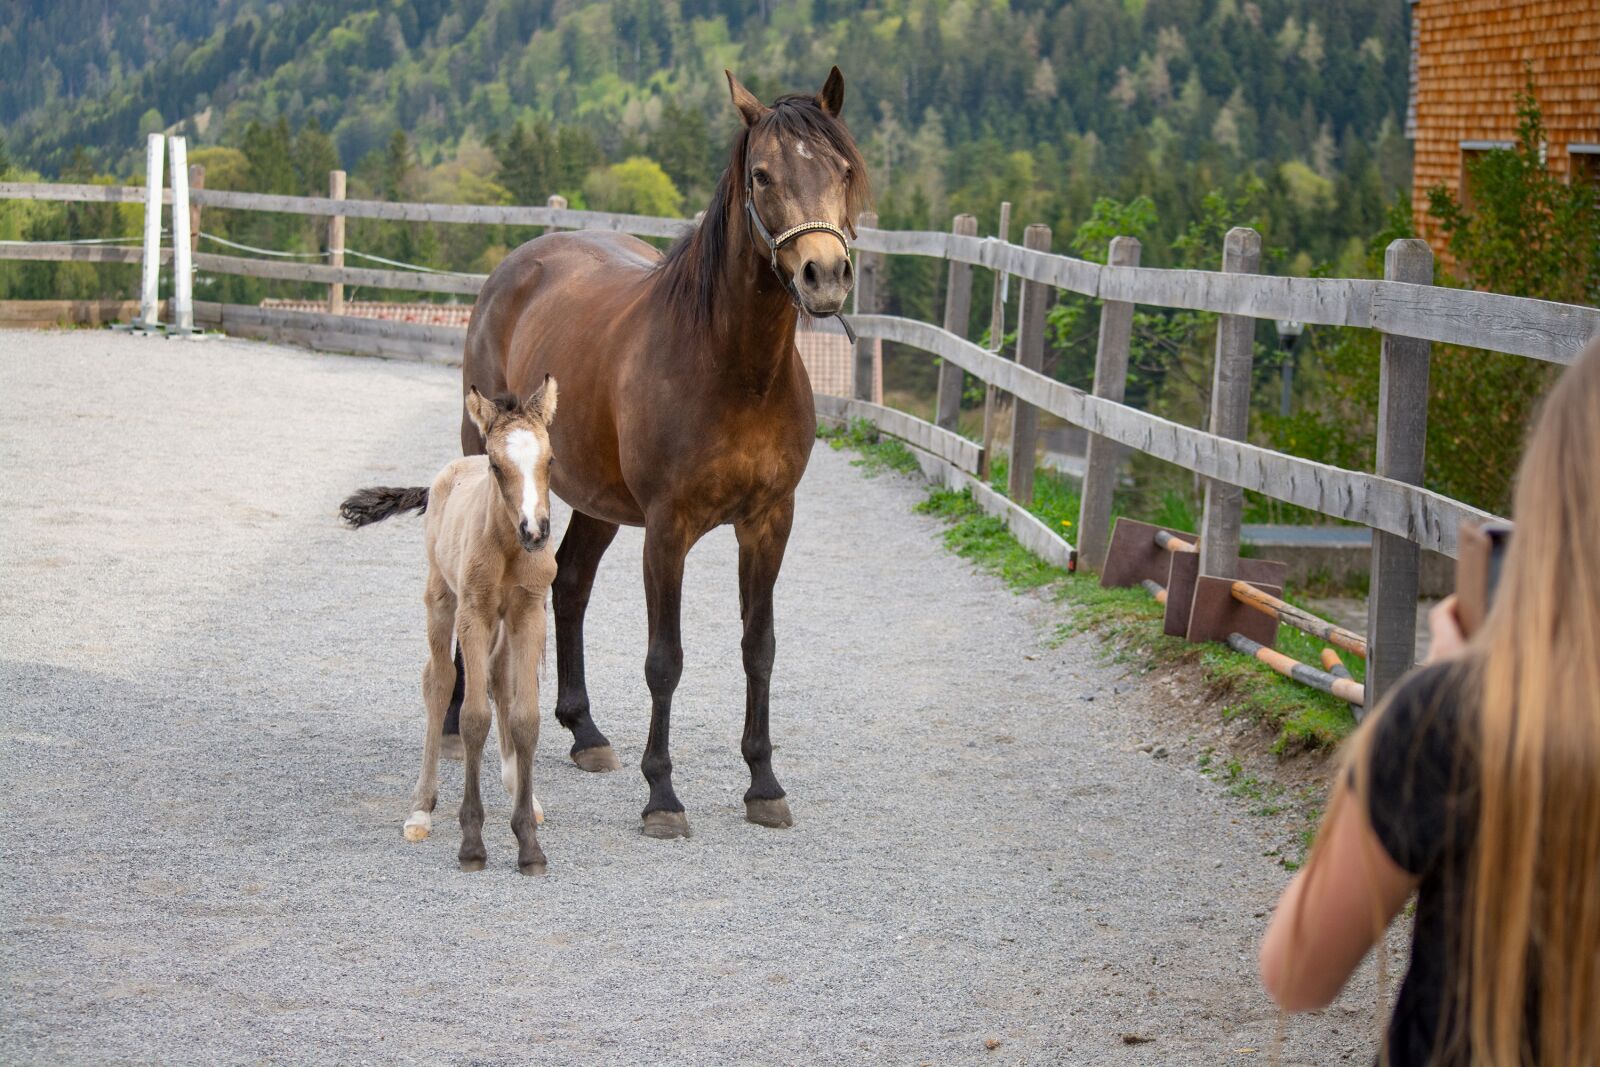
1310,337,1600,1065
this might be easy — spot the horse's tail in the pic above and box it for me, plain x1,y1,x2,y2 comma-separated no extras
339,486,429,528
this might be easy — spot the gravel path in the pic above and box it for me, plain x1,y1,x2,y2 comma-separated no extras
0,330,1393,1065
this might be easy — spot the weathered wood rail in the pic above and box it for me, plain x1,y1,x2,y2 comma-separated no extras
6,143,1598,703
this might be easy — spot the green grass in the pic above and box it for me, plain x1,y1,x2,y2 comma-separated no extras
817,418,922,476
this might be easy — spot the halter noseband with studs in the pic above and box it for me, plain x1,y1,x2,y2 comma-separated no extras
743,153,857,343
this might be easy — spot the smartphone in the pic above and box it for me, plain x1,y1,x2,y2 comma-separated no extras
1456,521,1513,637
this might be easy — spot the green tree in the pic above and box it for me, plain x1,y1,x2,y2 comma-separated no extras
1420,81,1599,512
581,157,683,217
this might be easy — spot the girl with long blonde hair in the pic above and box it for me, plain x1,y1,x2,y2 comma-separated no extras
1259,336,1600,1065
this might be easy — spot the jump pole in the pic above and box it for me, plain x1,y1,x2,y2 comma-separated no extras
1228,633,1366,707
1321,648,1366,721
1229,581,1367,659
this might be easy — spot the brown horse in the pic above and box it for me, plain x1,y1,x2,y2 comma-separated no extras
455,68,867,839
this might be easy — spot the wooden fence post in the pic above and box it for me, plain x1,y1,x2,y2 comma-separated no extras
978,201,1012,477
853,210,880,402
1007,222,1052,503
1197,226,1262,580
934,213,978,432
327,170,346,315
187,164,204,257
1076,235,1142,571
1367,238,1435,705
136,132,165,331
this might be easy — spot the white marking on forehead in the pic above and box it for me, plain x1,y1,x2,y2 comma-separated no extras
504,429,544,528
793,140,815,160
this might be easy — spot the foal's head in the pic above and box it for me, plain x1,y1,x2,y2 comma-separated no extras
465,377,558,552
727,66,869,317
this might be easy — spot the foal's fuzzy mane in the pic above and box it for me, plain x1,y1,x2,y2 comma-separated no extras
651,93,870,334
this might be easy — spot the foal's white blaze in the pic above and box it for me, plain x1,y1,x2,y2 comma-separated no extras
504,429,544,531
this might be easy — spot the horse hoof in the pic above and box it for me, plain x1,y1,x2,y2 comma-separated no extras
641,810,691,839
571,745,621,773
745,797,794,829
459,858,486,873
402,812,431,841
518,861,548,877
440,733,465,761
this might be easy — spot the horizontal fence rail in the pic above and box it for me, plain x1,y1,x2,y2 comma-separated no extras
6,179,1596,362
851,313,1497,557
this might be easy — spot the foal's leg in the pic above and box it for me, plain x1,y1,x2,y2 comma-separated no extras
492,625,542,824
405,576,456,841
504,609,548,873
454,602,496,871
552,510,623,772
736,504,795,828
639,519,693,839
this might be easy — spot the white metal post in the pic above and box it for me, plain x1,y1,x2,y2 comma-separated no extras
168,136,194,334
137,133,165,331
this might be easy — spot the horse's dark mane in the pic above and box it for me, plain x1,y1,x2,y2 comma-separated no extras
652,93,869,334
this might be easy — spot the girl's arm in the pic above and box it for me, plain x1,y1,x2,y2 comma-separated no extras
1258,784,1419,1012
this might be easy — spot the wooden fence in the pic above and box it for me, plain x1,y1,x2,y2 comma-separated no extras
5,134,1599,703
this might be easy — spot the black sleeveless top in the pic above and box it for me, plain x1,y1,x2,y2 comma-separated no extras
1363,662,1483,1065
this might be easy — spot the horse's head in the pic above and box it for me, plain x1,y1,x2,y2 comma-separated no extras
465,377,559,553
728,67,869,318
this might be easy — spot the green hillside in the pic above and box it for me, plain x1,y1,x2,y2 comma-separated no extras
4,0,1410,265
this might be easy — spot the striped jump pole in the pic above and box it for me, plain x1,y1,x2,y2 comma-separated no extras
1229,581,1367,659
1228,633,1365,707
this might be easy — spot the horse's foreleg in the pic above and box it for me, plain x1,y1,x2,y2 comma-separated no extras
553,510,623,772
639,520,691,839
406,578,457,841
736,505,795,829
505,610,547,873
454,604,495,872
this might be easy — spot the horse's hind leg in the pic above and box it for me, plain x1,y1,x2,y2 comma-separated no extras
405,577,456,841
553,510,623,772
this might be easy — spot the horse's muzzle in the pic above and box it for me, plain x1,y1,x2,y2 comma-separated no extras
519,516,551,552
794,253,853,317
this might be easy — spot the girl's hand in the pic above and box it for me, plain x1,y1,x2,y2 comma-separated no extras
1425,595,1467,663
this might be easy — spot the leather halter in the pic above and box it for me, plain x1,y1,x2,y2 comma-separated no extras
743,166,857,343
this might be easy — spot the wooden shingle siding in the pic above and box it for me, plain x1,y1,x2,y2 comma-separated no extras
1410,0,1600,257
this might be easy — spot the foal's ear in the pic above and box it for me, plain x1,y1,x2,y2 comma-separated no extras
725,70,768,128
525,374,558,427
465,386,498,439
817,66,845,118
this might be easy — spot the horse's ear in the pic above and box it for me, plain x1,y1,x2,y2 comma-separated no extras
817,66,845,117
465,385,498,439
525,374,558,427
725,70,767,128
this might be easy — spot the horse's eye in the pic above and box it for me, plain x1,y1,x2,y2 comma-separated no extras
753,169,771,188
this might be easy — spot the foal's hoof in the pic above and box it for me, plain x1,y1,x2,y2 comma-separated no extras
641,810,691,839
571,744,622,773
745,797,794,829
402,811,432,841
440,733,465,762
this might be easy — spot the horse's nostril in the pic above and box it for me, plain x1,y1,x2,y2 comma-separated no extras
803,261,819,288
538,518,550,539
841,258,854,285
